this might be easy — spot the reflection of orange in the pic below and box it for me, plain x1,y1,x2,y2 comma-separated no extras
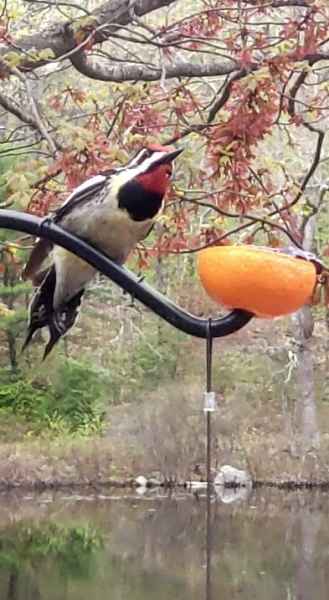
197,246,317,317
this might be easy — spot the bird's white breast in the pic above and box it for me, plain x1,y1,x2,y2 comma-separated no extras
52,194,153,308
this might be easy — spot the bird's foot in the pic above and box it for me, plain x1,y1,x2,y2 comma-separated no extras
38,216,53,236
128,274,145,306
122,273,145,304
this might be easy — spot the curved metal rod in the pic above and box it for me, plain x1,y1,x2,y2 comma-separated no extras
0,210,253,338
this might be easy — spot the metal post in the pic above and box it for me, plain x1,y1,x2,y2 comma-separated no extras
204,319,215,600
204,318,215,485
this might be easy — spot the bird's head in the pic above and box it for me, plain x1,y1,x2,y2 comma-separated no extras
129,144,183,195
117,145,183,221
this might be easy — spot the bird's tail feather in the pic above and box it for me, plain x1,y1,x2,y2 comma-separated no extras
42,290,84,360
22,238,53,282
22,265,84,358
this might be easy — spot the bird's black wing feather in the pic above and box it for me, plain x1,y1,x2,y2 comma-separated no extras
53,174,110,222
22,238,53,283
22,266,84,359
42,289,84,360
23,173,113,282
21,266,56,352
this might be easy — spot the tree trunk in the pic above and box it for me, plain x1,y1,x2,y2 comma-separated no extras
291,307,319,455
290,213,320,455
295,509,321,600
7,570,18,600
6,330,18,372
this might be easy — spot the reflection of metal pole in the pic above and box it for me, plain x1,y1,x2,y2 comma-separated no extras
205,486,212,600
204,320,215,600
205,320,215,484
0,210,253,340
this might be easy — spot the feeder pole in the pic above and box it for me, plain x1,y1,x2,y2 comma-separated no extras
204,318,215,600
204,318,215,486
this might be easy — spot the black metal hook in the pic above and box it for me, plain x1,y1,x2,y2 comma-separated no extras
0,209,254,339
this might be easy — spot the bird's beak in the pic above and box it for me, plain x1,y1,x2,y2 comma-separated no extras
158,147,184,164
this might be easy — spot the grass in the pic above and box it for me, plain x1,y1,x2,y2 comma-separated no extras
0,437,127,490
0,308,328,488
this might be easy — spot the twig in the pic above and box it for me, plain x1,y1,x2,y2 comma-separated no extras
10,67,59,156
180,196,303,248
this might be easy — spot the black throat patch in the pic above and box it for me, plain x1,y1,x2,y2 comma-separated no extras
118,179,163,221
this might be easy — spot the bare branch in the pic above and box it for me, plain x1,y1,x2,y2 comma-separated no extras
0,0,326,85
286,65,326,212
23,0,92,16
9,67,59,156
181,196,303,248
24,82,58,156
207,68,249,124
241,0,311,6
70,51,236,81
0,0,178,72
0,91,39,130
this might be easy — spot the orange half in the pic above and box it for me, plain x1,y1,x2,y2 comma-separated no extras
197,246,317,317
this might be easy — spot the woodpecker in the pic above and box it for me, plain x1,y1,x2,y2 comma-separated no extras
22,145,183,358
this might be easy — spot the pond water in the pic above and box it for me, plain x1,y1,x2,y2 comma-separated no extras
0,487,327,600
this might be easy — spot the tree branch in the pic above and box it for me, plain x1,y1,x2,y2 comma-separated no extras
1,0,326,83
242,0,310,6
70,51,236,81
24,0,92,15
0,91,38,130
180,196,303,248
0,0,178,72
0,62,60,155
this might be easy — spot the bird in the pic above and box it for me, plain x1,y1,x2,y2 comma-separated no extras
21,144,183,359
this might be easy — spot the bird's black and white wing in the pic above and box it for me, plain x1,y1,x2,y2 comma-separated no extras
22,174,110,283
53,174,109,222
53,151,153,222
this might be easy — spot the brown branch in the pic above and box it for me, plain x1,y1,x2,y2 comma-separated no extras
0,0,326,84
241,0,311,6
23,0,92,15
69,50,236,81
286,64,326,212
0,57,61,155
180,196,303,248
0,90,39,130
0,0,178,72
168,221,262,255
262,130,325,224
207,68,250,124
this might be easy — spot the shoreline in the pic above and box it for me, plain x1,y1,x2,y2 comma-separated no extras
0,477,328,493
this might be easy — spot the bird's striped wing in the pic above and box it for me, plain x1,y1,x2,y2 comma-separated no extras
53,173,109,222
22,238,53,283
22,174,111,282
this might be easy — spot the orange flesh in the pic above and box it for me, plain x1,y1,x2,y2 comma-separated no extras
197,246,317,317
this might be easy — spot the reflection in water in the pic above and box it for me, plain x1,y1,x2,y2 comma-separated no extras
205,486,214,600
296,510,321,600
0,490,327,599
0,521,103,599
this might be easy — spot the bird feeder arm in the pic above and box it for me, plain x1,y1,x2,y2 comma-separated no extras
0,209,253,339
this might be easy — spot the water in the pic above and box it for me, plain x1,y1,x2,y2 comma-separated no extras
0,488,327,600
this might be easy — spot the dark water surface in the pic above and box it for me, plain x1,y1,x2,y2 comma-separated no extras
0,487,328,599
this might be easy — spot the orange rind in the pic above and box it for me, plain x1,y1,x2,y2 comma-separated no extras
197,246,317,317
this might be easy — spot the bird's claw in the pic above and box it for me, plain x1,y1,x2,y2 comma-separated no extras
38,216,53,236
128,274,145,305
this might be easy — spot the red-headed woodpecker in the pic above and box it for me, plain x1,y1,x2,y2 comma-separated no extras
22,145,183,358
